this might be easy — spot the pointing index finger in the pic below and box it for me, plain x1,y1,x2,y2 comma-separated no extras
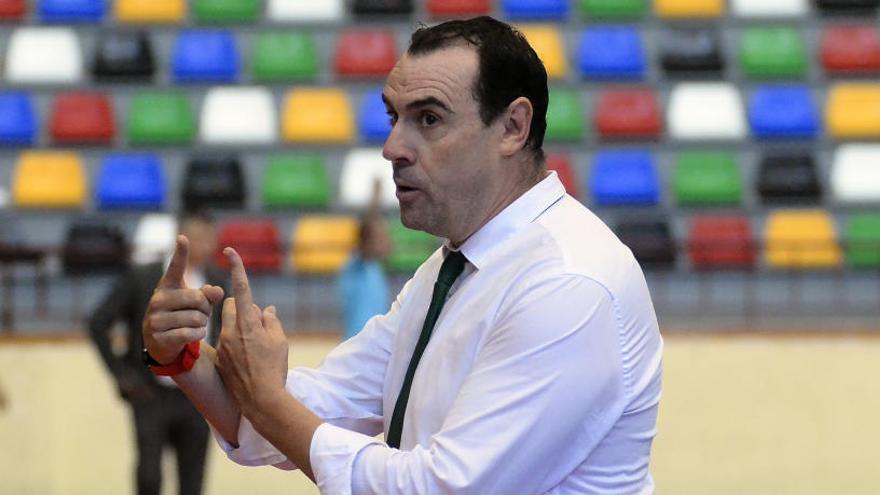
224,247,257,325
159,235,189,289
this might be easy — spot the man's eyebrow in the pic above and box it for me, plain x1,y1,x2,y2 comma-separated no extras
381,94,453,114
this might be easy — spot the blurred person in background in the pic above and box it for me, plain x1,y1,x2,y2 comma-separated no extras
0,380,7,410
89,210,227,495
338,179,392,341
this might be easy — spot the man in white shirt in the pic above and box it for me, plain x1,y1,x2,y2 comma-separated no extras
142,16,663,494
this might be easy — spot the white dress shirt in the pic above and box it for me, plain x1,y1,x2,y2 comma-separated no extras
214,172,664,494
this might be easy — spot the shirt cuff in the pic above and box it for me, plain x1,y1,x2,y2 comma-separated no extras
311,422,384,495
210,415,292,468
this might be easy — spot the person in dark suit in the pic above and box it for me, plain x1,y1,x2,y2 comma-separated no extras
89,211,227,495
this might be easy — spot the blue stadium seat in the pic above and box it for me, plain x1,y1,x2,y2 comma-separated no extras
172,30,239,83
39,0,105,22
590,150,660,205
358,88,391,143
96,153,166,210
501,0,569,20
0,91,36,145
748,85,819,139
578,27,645,79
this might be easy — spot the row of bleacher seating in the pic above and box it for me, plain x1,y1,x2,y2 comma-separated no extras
5,25,880,85
1,0,878,23
40,210,880,276
3,147,880,210
4,84,880,145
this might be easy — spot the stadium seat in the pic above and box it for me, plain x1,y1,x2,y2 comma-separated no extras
0,0,25,20
815,0,880,13
590,150,660,206
668,83,747,140
215,220,282,272
132,213,177,264
614,220,677,269
335,30,397,78
262,155,331,208
731,0,808,16
200,87,277,145
517,25,568,79
115,0,184,23
545,89,585,141
172,30,239,83
127,92,194,145
13,151,87,208
655,0,724,18
282,88,354,143
352,0,413,15
49,92,115,144
673,151,742,205
427,0,489,16
826,84,880,138
92,31,155,82
96,153,166,210
62,222,128,275
845,214,880,268
290,216,358,274
757,153,822,204
266,0,344,22
252,32,318,82
748,85,819,139
339,148,398,210
821,26,880,74
5,28,83,84
545,153,580,198
689,216,756,269
502,0,568,19
595,88,662,139
739,27,807,78
578,27,645,79
831,144,880,203
39,0,105,22
359,88,392,143
578,0,646,18
659,28,724,74
0,92,37,145
193,0,259,22
765,210,842,269
181,156,245,210
386,218,438,272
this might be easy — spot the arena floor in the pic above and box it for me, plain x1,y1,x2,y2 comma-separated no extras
0,332,878,495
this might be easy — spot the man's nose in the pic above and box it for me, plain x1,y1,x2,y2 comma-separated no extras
382,123,412,165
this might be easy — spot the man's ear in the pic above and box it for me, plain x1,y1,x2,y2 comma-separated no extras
498,97,533,157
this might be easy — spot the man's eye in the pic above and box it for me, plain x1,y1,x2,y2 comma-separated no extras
421,113,439,127
387,113,398,126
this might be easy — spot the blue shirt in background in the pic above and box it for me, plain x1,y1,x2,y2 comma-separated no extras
338,255,389,340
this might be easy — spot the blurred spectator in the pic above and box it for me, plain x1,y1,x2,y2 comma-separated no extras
0,380,7,410
88,211,227,495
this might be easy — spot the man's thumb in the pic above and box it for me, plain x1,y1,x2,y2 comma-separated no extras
201,285,225,305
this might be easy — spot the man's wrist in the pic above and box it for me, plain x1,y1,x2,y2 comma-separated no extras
144,341,201,376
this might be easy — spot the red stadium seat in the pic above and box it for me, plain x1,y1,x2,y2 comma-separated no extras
0,0,25,19
595,88,661,139
545,153,580,199
427,0,489,16
215,219,282,272
335,30,397,78
50,92,115,144
688,215,755,269
821,26,880,74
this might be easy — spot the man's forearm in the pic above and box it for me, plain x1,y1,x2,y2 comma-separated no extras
174,341,241,445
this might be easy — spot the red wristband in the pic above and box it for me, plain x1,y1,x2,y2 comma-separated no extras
148,341,201,376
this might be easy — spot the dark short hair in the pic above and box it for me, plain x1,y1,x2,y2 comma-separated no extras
407,16,548,164
178,209,214,228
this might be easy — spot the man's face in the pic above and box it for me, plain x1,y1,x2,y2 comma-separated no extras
382,46,508,244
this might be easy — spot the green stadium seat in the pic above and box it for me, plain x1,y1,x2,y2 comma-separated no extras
252,32,318,82
739,27,807,78
673,151,742,205
127,92,194,145
579,0,646,18
386,219,438,272
193,0,259,22
545,89,585,141
846,214,880,268
262,155,331,208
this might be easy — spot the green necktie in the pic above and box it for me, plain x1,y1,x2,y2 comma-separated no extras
387,250,467,449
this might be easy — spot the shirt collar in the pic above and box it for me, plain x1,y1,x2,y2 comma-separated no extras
443,171,566,270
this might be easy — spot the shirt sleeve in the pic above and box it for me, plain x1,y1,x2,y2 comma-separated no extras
314,275,628,495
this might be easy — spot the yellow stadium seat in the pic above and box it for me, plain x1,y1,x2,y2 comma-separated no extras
655,0,724,18
282,88,354,144
765,210,842,269
517,25,568,80
291,215,358,274
116,0,185,23
826,84,880,139
13,151,87,208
